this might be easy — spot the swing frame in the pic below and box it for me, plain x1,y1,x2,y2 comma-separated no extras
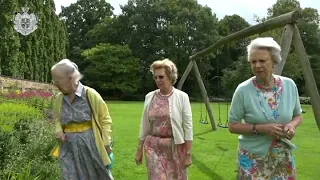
199,100,209,124
176,10,320,131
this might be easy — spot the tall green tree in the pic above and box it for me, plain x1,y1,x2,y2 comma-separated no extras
84,16,130,47
267,0,320,54
216,15,251,97
0,0,68,82
221,57,252,95
81,43,140,97
222,0,320,96
0,0,22,77
59,0,113,68
266,0,320,93
111,0,220,95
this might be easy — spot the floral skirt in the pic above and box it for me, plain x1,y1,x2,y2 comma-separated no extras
144,135,187,180
237,140,296,180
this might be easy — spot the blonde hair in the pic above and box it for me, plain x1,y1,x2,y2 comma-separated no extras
247,37,282,64
150,58,178,85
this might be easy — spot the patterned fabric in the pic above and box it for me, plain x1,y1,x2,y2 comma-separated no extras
237,77,295,179
253,76,283,121
237,140,296,180
60,93,91,125
59,84,113,180
228,75,302,157
144,92,187,180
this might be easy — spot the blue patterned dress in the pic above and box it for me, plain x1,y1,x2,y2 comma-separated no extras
59,83,113,180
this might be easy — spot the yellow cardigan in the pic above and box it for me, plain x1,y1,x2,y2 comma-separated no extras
51,86,112,166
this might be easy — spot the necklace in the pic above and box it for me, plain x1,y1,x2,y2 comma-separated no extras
159,88,174,97
254,77,282,121
256,76,274,86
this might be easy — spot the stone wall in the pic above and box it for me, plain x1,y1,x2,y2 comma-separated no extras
0,75,58,93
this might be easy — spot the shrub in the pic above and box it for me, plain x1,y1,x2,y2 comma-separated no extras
0,90,60,179
0,103,44,132
0,129,11,170
0,90,55,118
0,119,60,180
299,97,311,105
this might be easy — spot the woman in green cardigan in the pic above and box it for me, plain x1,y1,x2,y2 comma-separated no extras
51,59,114,180
228,37,302,179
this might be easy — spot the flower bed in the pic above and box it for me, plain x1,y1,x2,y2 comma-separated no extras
0,89,60,179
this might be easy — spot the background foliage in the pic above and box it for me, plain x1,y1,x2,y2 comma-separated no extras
1,0,320,99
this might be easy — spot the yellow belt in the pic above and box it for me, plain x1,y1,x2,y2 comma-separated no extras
63,121,92,133
51,121,92,158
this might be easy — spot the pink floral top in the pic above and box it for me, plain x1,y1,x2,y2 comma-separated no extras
148,92,173,138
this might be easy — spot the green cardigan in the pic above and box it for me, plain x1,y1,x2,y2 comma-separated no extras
53,86,112,166
229,75,302,157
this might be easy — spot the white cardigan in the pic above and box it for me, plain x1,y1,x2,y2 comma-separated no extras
139,87,193,144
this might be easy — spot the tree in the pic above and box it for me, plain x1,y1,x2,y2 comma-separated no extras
215,15,251,97
267,0,301,17
0,0,23,77
221,56,252,96
253,0,320,94
84,16,130,47
0,0,67,82
81,43,141,97
115,0,220,96
59,0,114,65
267,0,320,54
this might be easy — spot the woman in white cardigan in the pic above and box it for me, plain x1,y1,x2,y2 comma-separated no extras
135,59,193,180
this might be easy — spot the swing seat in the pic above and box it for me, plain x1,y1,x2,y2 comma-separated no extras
199,118,209,124
217,123,228,128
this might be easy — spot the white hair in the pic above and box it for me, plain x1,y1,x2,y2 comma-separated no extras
51,59,83,82
247,37,282,64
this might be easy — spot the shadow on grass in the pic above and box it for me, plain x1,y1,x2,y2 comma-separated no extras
194,130,212,137
192,155,224,180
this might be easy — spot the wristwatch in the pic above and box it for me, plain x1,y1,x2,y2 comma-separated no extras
252,124,259,135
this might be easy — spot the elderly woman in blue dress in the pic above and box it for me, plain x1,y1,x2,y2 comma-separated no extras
51,59,114,180
228,37,302,179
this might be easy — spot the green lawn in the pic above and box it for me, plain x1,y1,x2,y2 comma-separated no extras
107,101,320,180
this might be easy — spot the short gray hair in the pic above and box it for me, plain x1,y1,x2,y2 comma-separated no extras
150,58,178,85
51,59,83,82
247,37,282,64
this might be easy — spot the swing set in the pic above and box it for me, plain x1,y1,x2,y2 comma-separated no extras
199,59,229,128
176,10,320,131
199,100,229,128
